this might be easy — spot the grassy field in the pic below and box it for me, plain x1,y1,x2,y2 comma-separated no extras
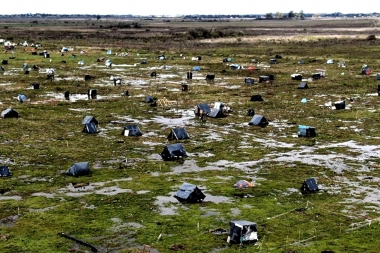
1,17,380,253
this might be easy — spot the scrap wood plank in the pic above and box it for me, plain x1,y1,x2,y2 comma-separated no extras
59,232,98,252
157,97,178,106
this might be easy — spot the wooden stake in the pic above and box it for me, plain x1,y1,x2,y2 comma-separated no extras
156,233,162,242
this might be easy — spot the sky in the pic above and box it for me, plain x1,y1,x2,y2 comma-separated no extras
0,0,378,16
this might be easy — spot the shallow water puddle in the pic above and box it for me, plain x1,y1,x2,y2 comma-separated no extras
29,205,59,213
154,194,181,215
31,192,55,198
27,178,135,198
0,196,22,201
200,209,220,217
151,110,194,127
170,159,224,174
41,92,121,102
154,190,233,216
109,221,144,232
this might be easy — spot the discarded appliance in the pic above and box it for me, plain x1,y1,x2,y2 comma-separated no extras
46,68,55,81
361,64,371,75
30,82,40,89
0,166,12,177
174,183,206,203
300,178,319,194
113,77,122,85
205,74,215,81
66,162,91,177
145,96,154,103
82,123,98,134
312,73,321,80
291,74,302,80
82,116,98,127
167,127,190,140
87,89,97,99
181,84,189,91
18,94,26,103
122,125,143,136
64,91,70,100
297,82,308,89
230,64,242,70
259,75,270,83
247,108,255,116
1,108,18,119
160,143,188,161
326,59,334,64
228,220,258,244
298,125,316,137
250,95,263,102
194,103,211,116
84,74,93,81
245,77,255,84
105,59,112,68
192,66,201,71
248,115,269,127
233,180,254,188
269,58,277,64
209,102,229,118
334,100,345,110
338,61,346,68
315,69,326,77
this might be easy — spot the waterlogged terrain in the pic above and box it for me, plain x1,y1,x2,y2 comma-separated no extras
1,17,380,252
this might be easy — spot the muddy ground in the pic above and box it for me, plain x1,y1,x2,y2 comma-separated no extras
1,17,380,253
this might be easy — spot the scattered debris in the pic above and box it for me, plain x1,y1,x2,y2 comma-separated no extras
59,232,98,252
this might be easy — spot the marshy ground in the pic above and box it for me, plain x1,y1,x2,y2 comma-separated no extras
1,17,380,252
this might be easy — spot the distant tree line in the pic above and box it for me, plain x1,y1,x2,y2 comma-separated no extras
0,12,379,20
265,10,305,20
